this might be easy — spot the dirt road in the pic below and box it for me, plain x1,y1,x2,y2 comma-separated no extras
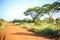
1,23,51,40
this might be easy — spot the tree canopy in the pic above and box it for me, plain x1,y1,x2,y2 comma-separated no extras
24,1,60,23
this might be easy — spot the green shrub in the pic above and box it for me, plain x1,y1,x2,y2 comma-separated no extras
0,23,2,26
40,28,55,35
0,22,8,31
34,20,45,26
0,18,5,27
56,18,60,27
40,27,60,38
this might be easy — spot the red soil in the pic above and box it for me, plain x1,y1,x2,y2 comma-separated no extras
0,23,51,40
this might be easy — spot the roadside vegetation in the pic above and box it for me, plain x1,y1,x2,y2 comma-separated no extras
0,19,8,31
0,18,8,40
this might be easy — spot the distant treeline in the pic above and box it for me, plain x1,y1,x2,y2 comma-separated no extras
12,18,34,23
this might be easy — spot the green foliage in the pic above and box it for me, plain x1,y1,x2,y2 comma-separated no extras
12,1,60,38
42,1,60,24
49,18,54,23
22,22,60,37
56,18,60,27
0,23,2,26
0,18,5,27
12,19,34,25
24,7,45,23
53,2,60,11
24,1,60,24
23,18,33,23
0,19,8,31
10,2,60,39
24,8,35,16
0,18,5,22
40,28,55,35
34,19,40,26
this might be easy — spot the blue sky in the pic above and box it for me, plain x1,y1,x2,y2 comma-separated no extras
0,0,60,21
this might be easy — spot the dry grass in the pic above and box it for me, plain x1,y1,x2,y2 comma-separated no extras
0,22,8,31
0,22,8,40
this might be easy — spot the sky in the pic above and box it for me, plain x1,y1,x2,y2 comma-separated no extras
0,0,60,21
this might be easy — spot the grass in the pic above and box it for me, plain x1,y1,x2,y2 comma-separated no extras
20,22,59,30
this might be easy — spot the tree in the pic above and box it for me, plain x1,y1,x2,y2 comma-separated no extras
42,2,59,23
12,19,18,23
24,7,44,22
23,18,33,23
42,1,60,24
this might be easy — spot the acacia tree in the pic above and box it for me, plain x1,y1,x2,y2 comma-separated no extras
43,4,54,23
42,1,60,23
24,7,44,22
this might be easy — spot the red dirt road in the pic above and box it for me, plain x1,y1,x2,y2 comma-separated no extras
1,23,51,40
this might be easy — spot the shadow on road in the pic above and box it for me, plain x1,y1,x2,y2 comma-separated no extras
12,32,51,39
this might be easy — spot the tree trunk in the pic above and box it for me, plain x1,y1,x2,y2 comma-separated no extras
49,15,53,23
33,18,35,22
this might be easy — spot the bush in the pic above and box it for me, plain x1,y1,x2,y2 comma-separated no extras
0,18,5,27
56,18,60,27
0,22,8,31
34,20,45,26
40,28,55,35
0,23,2,26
